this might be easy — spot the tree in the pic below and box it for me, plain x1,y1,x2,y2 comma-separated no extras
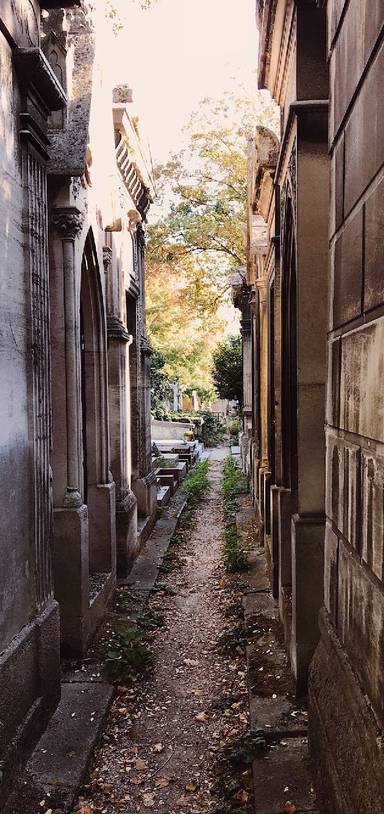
212,335,243,407
146,89,279,396
146,261,221,399
148,90,279,289
149,350,173,418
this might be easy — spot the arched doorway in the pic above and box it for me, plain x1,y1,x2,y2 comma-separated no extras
80,231,111,575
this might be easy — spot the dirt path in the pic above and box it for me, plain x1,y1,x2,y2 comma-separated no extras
75,452,251,814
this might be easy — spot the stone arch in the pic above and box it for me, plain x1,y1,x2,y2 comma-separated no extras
80,229,110,573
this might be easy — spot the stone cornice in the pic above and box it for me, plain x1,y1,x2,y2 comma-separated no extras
107,316,132,344
51,206,84,239
40,0,80,6
14,47,67,112
275,99,328,184
115,133,152,218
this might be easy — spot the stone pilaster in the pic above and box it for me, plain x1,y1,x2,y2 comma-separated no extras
256,276,271,521
51,206,84,508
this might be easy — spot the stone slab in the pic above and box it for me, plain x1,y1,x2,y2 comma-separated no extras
157,484,171,507
246,550,271,592
6,683,113,813
253,737,317,813
243,590,279,623
250,694,308,737
157,474,177,494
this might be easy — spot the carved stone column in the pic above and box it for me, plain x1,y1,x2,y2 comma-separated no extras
51,206,84,507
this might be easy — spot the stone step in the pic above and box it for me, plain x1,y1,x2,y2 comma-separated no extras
157,462,187,483
253,736,318,814
157,484,171,507
156,473,177,494
5,683,113,814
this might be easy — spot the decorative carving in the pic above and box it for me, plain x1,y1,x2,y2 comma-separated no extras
103,246,113,272
71,177,83,200
51,206,84,239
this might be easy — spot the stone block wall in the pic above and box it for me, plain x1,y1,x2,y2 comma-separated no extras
309,4,384,812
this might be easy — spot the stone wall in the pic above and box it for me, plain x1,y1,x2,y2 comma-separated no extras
309,4,384,811
0,1,67,804
249,0,329,694
0,4,156,805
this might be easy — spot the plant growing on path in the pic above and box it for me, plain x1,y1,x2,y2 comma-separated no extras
222,455,250,571
182,459,210,504
104,620,154,682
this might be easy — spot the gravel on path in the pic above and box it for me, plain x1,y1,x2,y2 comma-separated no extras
74,456,251,814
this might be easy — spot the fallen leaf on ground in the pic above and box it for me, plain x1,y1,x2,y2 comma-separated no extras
142,792,156,807
155,775,171,788
185,781,198,792
184,658,199,666
283,803,296,814
176,796,190,806
153,742,164,753
195,712,208,722
130,774,145,785
234,789,249,803
135,758,147,770
77,806,93,814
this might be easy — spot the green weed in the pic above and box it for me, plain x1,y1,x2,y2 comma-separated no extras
104,621,154,682
222,455,250,572
182,459,210,504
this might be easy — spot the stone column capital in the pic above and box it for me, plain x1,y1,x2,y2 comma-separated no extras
51,206,84,240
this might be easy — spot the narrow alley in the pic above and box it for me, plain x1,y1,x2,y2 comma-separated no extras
2,3,384,813
74,449,253,814
67,449,316,814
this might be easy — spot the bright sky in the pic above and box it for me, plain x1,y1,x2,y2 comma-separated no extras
112,0,258,163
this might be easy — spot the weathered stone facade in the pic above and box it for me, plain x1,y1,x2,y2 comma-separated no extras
241,0,384,810
241,0,329,695
0,1,154,805
309,4,384,812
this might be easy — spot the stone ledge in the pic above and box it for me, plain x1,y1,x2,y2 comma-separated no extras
4,683,113,814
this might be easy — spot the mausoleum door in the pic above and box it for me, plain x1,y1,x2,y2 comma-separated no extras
281,199,298,493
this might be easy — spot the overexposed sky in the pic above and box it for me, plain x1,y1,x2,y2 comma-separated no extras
112,0,258,163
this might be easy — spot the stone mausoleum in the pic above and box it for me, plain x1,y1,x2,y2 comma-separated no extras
0,1,155,805
237,1,384,811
